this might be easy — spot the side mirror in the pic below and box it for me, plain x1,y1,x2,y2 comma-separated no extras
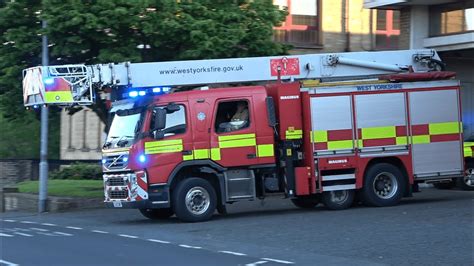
153,108,167,131
166,103,180,113
266,97,277,127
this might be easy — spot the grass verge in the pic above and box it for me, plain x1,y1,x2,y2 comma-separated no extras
18,179,103,198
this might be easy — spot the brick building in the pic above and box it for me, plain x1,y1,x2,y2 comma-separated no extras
59,0,404,160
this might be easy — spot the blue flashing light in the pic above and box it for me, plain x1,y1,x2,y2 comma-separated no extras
123,156,128,162
138,154,146,163
152,87,161,93
138,90,146,96
129,91,138,98
44,78,55,85
33,105,39,109
162,87,171,93
101,158,107,164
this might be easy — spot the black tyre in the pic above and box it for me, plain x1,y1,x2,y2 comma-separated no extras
139,208,174,220
322,190,354,210
291,195,320,209
362,163,405,207
172,178,217,222
456,162,474,191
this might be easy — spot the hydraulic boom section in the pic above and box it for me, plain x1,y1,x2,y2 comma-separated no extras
22,49,443,107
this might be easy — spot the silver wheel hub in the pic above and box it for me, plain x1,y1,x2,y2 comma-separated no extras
329,190,348,204
464,168,474,187
373,172,398,199
185,186,210,215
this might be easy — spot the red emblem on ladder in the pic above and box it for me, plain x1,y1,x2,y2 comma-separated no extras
270,57,300,76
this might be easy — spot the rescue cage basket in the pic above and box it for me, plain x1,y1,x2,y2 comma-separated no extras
22,64,94,107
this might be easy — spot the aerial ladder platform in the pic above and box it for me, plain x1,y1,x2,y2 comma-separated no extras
22,49,445,107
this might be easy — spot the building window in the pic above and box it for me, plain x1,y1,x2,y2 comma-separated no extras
273,0,321,47
429,2,474,36
375,10,400,50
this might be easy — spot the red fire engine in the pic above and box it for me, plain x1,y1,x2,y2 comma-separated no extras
23,49,473,222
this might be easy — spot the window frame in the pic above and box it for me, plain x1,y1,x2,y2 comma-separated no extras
374,9,400,50
151,104,187,138
214,99,252,135
274,0,323,48
429,2,474,37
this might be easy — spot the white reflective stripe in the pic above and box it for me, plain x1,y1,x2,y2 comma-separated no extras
322,174,355,181
322,184,356,191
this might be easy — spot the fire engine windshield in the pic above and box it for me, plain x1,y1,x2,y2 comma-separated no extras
105,110,143,149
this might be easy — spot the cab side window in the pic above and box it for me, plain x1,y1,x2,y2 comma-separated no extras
215,100,250,133
151,105,186,137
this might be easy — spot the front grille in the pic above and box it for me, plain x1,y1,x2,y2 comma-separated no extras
107,177,126,186
109,190,128,199
103,154,129,170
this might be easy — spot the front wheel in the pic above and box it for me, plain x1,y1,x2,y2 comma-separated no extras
457,162,474,191
291,195,320,209
139,208,174,220
322,190,354,210
362,163,405,207
172,178,217,222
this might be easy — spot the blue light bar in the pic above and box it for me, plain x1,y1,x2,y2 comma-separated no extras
138,90,146,96
152,87,161,93
44,78,55,85
129,91,138,98
162,87,171,93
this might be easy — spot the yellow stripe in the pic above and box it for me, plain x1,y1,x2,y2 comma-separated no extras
257,144,274,157
194,149,210,159
45,91,73,103
412,135,430,144
219,138,256,148
145,145,183,154
145,139,182,148
218,133,256,142
464,147,472,158
286,129,302,140
429,121,460,135
327,140,353,150
357,139,363,148
313,130,328,143
396,137,408,145
211,148,221,161
183,152,194,161
361,126,396,140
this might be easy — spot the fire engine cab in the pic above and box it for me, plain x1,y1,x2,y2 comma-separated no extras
22,49,473,222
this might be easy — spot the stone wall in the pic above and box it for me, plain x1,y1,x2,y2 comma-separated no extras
0,159,38,187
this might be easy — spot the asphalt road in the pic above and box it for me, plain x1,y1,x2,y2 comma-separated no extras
1,188,472,266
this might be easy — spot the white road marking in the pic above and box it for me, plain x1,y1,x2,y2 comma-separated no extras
3,220,16,223
0,233,13,237
92,230,109,234
0,259,19,266
118,234,138,239
30,228,49,232
261,258,294,264
20,221,36,224
14,232,33,237
54,231,73,236
41,223,57,226
179,244,202,249
246,261,268,266
147,239,170,244
218,251,247,256
36,232,56,236
66,226,82,230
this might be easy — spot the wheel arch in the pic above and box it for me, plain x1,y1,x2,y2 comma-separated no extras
168,160,226,206
363,156,410,196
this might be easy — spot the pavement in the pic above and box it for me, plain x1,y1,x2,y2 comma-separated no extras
0,187,472,266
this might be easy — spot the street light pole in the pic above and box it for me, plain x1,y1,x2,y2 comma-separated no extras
38,19,49,213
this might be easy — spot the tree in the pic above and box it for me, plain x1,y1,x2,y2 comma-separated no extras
0,0,288,157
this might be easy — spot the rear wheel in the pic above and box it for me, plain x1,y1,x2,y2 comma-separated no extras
172,178,217,222
139,208,174,220
362,163,405,207
291,195,320,209
457,162,474,191
322,190,354,210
